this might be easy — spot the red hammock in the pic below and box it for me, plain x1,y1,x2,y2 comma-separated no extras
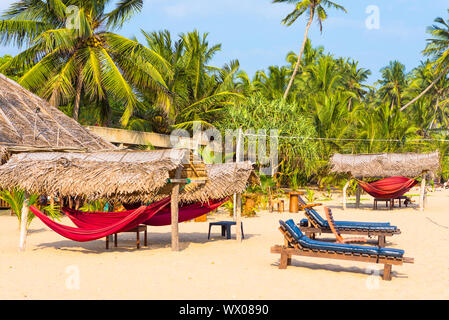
63,198,228,228
29,197,170,242
358,177,418,199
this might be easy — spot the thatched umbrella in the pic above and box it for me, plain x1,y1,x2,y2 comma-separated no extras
330,151,440,178
329,151,440,211
0,73,114,151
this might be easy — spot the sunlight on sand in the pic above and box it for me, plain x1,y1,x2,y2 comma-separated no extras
1,187,448,300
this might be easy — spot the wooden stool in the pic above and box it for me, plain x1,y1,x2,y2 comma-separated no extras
269,199,285,213
106,225,148,249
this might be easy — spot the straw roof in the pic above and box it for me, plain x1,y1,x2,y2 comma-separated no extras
156,162,259,204
0,146,9,164
0,73,114,150
0,149,190,202
0,149,256,203
330,151,440,178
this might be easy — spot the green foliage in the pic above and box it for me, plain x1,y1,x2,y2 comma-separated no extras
305,187,316,203
0,0,168,126
0,189,36,228
221,93,320,185
80,200,108,212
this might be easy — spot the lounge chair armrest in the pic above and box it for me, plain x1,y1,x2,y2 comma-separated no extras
302,203,322,209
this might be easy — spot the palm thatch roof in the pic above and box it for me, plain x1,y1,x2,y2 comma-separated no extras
0,149,256,203
156,162,259,203
0,146,9,164
330,151,440,178
0,73,114,151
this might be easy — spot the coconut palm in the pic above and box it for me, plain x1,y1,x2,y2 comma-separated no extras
272,0,346,99
0,0,170,126
401,10,449,111
377,61,408,111
140,30,243,129
405,61,449,131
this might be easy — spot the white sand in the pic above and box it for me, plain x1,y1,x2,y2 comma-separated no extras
1,187,448,300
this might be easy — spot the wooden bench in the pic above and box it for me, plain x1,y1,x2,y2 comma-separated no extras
106,225,148,249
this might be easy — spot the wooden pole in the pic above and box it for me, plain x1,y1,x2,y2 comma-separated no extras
342,180,350,210
19,192,30,251
355,185,361,209
171,167,182,251
420,174,426,212
235,128,243,242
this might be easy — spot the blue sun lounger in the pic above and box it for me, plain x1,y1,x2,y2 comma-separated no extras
298,197,401,247
271,219,413,280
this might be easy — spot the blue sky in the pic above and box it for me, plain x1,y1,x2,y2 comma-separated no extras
0,0,448,85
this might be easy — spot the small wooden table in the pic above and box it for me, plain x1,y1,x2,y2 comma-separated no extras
288,192,304,213
208,221,244,240
106,225,148,249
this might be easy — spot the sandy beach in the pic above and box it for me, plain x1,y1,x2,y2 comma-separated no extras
1,187,448,300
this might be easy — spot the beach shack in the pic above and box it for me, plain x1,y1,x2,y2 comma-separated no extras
330,152,440,211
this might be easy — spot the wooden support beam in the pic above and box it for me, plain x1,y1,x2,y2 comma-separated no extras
342,180,350,210
19,192,30,251
169,179,206,184
355,185,361,209
171,167,182,251
420,175,426,212
235,128,243,242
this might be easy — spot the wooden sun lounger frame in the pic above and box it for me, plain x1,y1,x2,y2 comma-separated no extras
271,226,414,281
300,209,401,247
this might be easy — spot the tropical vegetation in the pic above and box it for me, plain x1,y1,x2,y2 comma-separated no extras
1,1,449,189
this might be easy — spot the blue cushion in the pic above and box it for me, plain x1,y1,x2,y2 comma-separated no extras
281,219,404,258
305,208,397,231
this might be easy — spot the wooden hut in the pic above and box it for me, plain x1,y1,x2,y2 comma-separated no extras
329,151,440,211
0,149,256,251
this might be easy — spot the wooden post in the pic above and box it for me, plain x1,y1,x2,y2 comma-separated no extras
235,128,243,242
420,174,426,212
19,192,30,251
355,185,361,209
50,195,55,209
171,167,182,251
342,180,350,210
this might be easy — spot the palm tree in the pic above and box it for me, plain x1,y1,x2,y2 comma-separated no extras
272,0,346,99
401,10,449,111
377,61,408,111
0,0,170,126
140,30,243,129
405,61,449,131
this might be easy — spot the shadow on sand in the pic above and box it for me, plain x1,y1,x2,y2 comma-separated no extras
33,232,260,254
270,259,408,280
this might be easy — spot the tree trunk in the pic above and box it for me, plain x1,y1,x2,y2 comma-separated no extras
102,93,112,127
72,71,84,121
400,66,449,111
428,96,440,130
283,8,315,100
